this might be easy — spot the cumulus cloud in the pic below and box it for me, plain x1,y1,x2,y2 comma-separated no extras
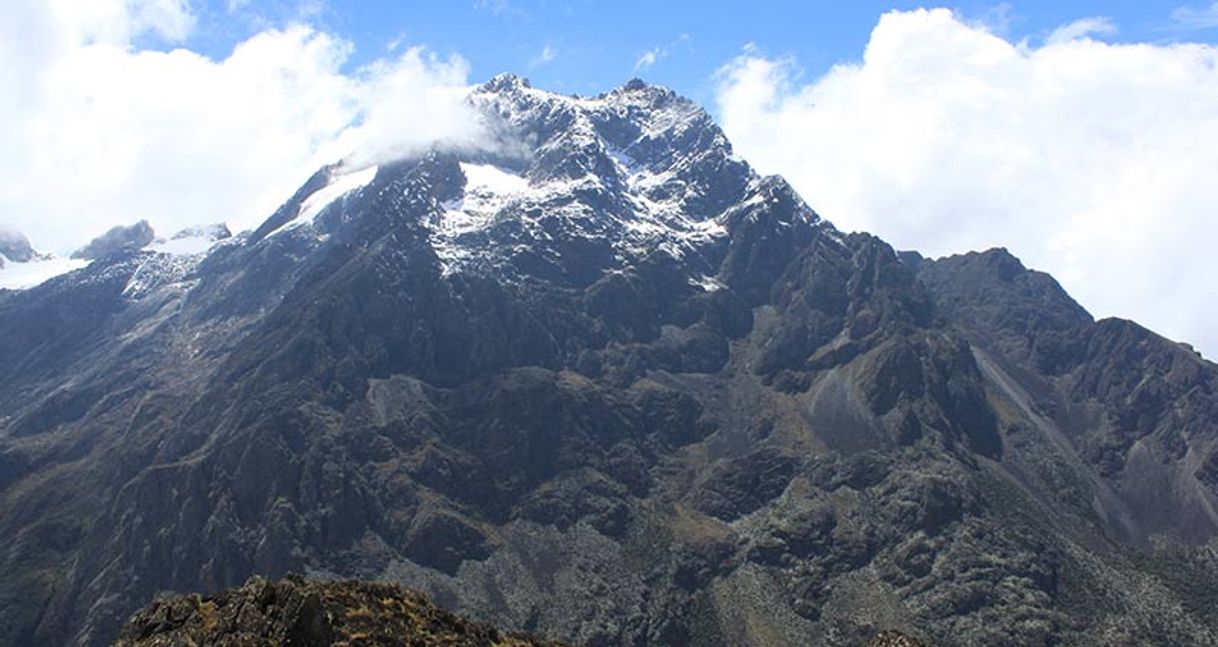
715,8,1218,358
0,0,483,254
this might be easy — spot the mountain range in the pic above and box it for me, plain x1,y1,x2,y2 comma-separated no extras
1,74,1216,646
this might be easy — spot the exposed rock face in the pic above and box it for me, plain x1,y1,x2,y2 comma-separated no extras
867,631,929,647
116,575,566,646
916,249,1218,544
0,228,35,262
70,220,155,259
1,76,1217,647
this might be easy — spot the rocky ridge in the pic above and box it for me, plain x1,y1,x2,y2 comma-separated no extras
116,575,565,647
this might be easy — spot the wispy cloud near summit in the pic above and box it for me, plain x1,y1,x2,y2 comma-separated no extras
0,0,487,253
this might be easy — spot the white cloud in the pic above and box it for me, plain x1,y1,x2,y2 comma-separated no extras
343,49,490,168
473,0,512,17
1172,2,1218,29
0,0,484,255
1046,16,1117,44
635,47,662,71
634,35,692,74
532,44,557,66
715,8,1218,359
50,0,195,45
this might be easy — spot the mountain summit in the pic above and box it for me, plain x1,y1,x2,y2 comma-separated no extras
1,78,1216,646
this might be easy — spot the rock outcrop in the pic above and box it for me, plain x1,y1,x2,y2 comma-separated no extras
116,575,566,646
0,228,35,263
70,220,155,260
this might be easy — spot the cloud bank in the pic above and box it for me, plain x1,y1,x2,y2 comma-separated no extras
0,0,482,254
715,8,1218,359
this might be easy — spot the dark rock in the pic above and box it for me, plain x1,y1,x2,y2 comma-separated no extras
917,248,1092,374
70,220,155,259
515,469,630,535
402,505,495,575
687,449,799,521
0,228,35,262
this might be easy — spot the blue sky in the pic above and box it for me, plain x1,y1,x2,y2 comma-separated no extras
179,1,1218,105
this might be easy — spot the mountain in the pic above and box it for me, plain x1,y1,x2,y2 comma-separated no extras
1,74,1217,646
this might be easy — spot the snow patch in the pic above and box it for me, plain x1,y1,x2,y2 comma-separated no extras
273,165,379,237
691,275,724,292
143,224,231,258
607,147,645,177
0,256,91,290
123,254,200,298
148,234,217,257
438,163,529,237
462,162,529,195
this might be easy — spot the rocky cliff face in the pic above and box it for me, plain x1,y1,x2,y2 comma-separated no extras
1,75,1217,646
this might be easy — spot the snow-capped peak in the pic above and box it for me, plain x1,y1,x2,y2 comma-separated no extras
239,76,814,287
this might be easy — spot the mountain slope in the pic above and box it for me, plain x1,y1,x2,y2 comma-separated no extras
1,75,1216,646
